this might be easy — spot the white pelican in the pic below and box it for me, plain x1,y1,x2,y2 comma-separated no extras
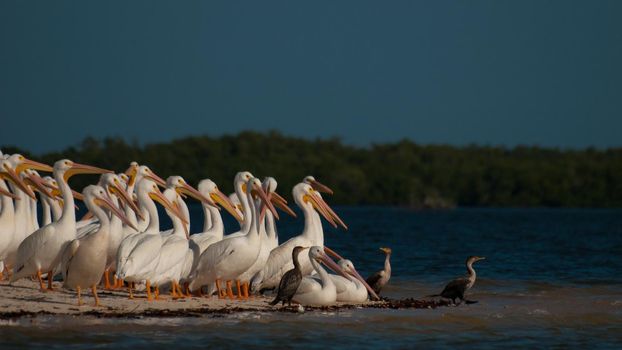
250,183,347,292
303,175,334,195
326,259,379,302
60,185,136,306
189,179,242,254
0,155,46,270
114,178,185,300
10,159,110,290
237,177,296,291
150,176,215,298
292,246,348,306
189,177,278,299
77,173,142,288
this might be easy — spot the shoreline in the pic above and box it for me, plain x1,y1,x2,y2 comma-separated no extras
0,279,450,320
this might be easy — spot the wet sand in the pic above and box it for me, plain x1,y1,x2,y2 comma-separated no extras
0,279,449,319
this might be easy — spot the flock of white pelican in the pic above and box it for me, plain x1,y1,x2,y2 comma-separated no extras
0,151,382,307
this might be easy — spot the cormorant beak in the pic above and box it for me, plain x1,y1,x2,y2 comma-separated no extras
15,158,53,174
1,164,37,199
94,194,138,232
210,187,243,223
308,179,334,195
64,163,112,182
380,247,392,254
304,190,348,230
109,181,144,220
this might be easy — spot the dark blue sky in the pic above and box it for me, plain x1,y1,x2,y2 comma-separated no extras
1,1,621,153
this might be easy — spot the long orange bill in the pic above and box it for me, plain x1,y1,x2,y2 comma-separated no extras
1,164,36,199
306,191,337,228
15,158,53,174
64,163,112,182
110,182,144,220
95,194,138,232
210,187,243,223
0,187,18,199
324,246,345,261
270,192,297,218
144,172,167,187
150,187,189,226
179,182,216,207
24,172,54,198
347,264,380,301
253,182,279,221
317,251,349,280
309,179,334,195
314,192,348,230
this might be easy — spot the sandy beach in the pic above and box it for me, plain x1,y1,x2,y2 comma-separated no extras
0,279,449,319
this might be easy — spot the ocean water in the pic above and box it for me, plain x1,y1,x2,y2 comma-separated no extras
2,207,622,349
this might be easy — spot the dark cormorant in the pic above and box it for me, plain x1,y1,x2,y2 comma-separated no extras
366,247,392,295
270,246,307,306
428,256,485,305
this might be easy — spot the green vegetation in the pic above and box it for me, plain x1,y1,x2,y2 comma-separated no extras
3,131,621,207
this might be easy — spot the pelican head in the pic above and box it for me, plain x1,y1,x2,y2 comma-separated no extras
83,185,137,231
166,175,215,207
198,179,243,222
7,154,53,174
293,183,347,230
247,177,279,221
235,171,254,193
53,159,112,183
1,158,37,199
99,173,143,220
303,175,334,195
308,246,349,279
261,177,296,218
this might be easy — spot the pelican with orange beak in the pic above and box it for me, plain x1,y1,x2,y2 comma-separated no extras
189,177,279,299
10,159,111,290
250,182,347,292
115,178,188,301
61,185,138,306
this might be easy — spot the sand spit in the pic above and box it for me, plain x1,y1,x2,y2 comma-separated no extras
0,279,450,320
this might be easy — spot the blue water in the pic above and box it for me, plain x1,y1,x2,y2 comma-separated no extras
2,207,622,349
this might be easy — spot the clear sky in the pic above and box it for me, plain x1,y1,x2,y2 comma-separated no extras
1,1,621,153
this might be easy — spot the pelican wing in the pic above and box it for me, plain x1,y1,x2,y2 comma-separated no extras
60,239,80,281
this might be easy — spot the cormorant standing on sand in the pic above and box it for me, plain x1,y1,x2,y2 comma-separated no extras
270,246,307,306
428,256,485,305
366,247,392,295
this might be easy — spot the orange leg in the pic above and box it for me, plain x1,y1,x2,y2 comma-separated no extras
91,284,100,307
216,279,224,299
47,270,54,291
170,281,178,298
36,269,46,291
243,282,250,299
236,280,243,299
76,286,83,306
146,280,153,301
103,269,111,289
226,280,234,299
116,278,125,289
128,282,134,299
184,282,191,297
154,285,161,300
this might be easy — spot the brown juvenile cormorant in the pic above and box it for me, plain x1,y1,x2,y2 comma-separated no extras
366,247,392,295
428,255,485,305
270,246,307,306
